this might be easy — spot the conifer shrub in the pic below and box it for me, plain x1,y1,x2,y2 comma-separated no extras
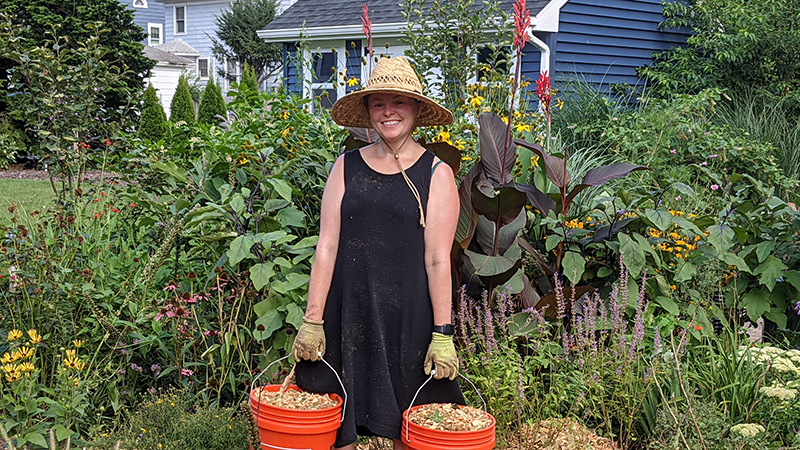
240,63,259,93
170,74,196,126
138,84,168,141
198,76,227,125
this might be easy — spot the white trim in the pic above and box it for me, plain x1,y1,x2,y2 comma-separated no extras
535,0,569,33
147,23,163,46
259,22,410,43
133,0,148,8
527,30,551,77
173,4,187,36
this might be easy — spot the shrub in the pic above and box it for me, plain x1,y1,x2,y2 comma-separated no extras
197,76,227,126
138,84,168,141
170,74,196,126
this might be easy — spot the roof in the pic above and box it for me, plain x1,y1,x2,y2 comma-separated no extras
143,45,195,66
260,0,559,41
156,39,201,57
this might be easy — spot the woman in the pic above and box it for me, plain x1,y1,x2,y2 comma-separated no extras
291,56,464,450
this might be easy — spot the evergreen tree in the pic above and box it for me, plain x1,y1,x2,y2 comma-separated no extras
240,63,259,93
197,76,227,125
139,84,167,141
210,0,281,85
170,74,196,126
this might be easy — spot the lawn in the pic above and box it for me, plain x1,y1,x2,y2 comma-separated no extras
0,179,53,222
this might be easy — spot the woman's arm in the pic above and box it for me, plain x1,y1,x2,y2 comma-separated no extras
424,160,459,326
303,154,346,321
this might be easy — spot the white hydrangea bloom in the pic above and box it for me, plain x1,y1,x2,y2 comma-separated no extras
731,423,765,438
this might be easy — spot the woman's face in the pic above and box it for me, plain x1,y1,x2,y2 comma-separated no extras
367,93,420,143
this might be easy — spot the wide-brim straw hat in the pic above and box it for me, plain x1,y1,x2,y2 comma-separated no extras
330,56,453,129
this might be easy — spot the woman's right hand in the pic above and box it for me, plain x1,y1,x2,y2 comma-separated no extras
291,317,326,361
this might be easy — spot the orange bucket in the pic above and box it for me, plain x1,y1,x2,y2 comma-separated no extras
401,405,496,450
250,385,343,450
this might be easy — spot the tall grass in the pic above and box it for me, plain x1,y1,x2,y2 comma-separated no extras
0,179,53,221
712,91,800,199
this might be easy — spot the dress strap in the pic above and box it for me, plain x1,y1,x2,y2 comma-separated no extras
431,159,445,176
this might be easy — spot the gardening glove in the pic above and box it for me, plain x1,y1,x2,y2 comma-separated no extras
292,317,325,362
424,332,458,380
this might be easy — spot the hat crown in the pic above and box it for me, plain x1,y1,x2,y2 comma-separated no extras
365,57,423,94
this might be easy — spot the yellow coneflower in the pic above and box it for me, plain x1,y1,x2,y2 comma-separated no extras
468,94,484,108
0,353,11,364
27,329,43,345
15,346,34,359
65,349,76,359
514,122,531,133
64,355,85,371
18,361,34,373
73,339,82,349
8,329,23,341
5,371,22,383
530,155,540,167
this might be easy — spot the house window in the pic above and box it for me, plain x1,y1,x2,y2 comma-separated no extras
148,23,162,46
226,58,240,84
198,59,209,79
133,0,148,8
311,52,337,109
174,5,186,35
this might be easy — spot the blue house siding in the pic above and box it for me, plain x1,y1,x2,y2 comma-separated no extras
160,0,230,78
345,40,362,94
284,43,301,95
552,0,690,89
124,1,166,45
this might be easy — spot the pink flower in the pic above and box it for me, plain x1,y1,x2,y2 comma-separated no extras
711,184,719,191
670,149,677,154
708,154,717,158
700,162,708,166
181,368,194,376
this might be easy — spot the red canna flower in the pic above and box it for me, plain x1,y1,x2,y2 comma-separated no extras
693,325,702,331
361,4,373,61
535,71,553,118
513,0,531,50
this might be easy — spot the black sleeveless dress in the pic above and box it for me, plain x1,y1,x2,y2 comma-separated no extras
295,148,464,447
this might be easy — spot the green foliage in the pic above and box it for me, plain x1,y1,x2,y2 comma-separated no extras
138,84,168,142
105,389,250,450
0,0,151,125
400,0,512,112
640,0,800,100
210,0,281,85
1,17,135,202
170,74,196,127
240,63,259,93
197,76,227,126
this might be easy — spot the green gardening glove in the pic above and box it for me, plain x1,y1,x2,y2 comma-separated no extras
292,317,325,361
424,332,458,380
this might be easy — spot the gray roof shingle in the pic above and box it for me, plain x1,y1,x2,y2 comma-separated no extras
266,0,553,31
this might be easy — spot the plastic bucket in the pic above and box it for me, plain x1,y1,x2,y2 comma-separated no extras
401,404,496,450
250,384,343,450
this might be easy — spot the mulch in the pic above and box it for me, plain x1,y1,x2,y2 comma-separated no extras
0,165,116,182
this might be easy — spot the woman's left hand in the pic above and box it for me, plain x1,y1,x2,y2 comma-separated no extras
424,332,458,380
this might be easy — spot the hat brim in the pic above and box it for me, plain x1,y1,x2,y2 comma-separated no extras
330,86,453,129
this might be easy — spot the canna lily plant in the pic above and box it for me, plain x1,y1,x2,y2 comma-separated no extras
453,0,648,306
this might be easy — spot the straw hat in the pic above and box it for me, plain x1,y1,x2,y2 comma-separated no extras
330,56,453,128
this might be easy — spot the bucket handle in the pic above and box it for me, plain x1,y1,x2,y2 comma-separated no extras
251,352,348,423
404,365,487,442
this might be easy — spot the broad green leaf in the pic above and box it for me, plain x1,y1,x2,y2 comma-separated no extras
654,274,672,297
753,256,788,292
707,223,735,254
545,234,563,252
268,178,293,201
669,182,695,198
465,249,517,276
597,267,613,278
227,235,256,266
285,303,305,330
755,241,776,263
618,233,645,277
763,308,787,329
292,236,319,249
741,288,771,322
674,259,697,283
784,270,800,292
276,205,305,228
721,252,751,274
151,161,188,180
497,267,525,294
253,309,283,341
249,262,275,291
25,433,48,449
562,251,586,286
229,193,246,215
53,424,71,441
254,297,280,317
274,257,292,269
671,216,703,236
257,230,288,243
655,296,680,316
644,209,672,231
272,273,310,294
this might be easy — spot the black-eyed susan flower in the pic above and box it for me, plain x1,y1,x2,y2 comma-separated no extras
8,329,23,341
64,355,84,371
19,361,34,372
27,329,42,344
0,353,11,364
16,346,34,359
73,339,82,349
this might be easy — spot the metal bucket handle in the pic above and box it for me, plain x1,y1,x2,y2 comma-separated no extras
251,352,348,423
404,365,487,442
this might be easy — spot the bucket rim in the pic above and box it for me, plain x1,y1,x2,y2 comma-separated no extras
402,404,496,436
250,385,343,413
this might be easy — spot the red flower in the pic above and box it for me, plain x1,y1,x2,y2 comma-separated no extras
361,4,373,60
693,325,702,331
513,0,531,50
536,71,553,116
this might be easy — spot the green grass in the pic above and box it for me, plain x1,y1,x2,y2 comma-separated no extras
0,179,54,222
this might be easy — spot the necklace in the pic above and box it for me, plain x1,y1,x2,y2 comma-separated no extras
378,131,426,228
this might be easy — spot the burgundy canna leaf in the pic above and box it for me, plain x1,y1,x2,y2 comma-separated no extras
479,112,516,186
513,138,570,188
565,163,650,208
